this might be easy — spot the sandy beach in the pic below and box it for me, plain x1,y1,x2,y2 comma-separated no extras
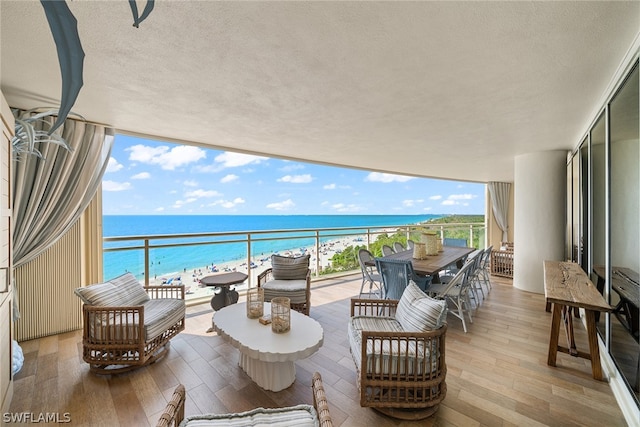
144,233,375,300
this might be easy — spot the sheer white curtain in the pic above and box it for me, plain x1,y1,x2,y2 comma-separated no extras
12,111,113,317
488,182,511,242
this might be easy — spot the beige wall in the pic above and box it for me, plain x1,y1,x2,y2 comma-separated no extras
486,183,514,249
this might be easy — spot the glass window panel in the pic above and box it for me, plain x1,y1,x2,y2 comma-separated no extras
609,63,639,402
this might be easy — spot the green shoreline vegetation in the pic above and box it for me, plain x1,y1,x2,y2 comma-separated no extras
322,214,485,274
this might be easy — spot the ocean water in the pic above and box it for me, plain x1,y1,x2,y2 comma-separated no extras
103,214,440,280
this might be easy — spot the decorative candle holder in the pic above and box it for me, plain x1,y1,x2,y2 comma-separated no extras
246,288,264,319
437,238,444,252
412,242,427,259
271,297,291,333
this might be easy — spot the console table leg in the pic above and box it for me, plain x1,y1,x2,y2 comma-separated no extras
548,303,562,367
585,310,604,380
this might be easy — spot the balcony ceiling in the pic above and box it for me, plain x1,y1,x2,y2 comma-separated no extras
1,1,639,183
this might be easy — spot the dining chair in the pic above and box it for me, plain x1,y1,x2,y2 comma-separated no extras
427,259,476,332
381,244,394,256
443,238,467,247
375,258,431,299
477,246,493,293
357,248,382,298
393,242,405,253
406,239,415,250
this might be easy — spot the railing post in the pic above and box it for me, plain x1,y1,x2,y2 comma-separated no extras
315,231,320,277
469,224,474,248
440,226,444,241
247,233,252,287
144,239,150,286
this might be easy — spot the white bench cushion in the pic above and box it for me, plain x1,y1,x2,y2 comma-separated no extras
179,405,318,427
262,279,307,304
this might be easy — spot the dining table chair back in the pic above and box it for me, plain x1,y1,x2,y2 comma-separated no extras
427,259,476,332
443,238,467,247
406,239,415,249
393,242,406,253
381,244,394,256
375,258,412,300
357,248,382,298
375,258,431,298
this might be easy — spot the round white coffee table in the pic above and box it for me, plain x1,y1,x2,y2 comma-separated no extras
212,302,324,391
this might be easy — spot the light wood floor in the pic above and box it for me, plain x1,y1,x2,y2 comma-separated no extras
10,274,629,426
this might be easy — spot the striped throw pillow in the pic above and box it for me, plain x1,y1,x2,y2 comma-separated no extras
75,273,149,307
181,404,318,426
395,281,447,331
271,254,310,280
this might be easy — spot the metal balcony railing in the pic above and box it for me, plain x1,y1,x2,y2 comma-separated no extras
103,222,485,303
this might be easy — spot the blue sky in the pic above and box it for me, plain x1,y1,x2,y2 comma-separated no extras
102,134,486,215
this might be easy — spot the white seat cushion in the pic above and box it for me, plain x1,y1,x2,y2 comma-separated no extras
262,279,308,303
179,405,318,427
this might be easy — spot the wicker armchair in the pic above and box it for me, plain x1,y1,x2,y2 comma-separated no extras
257,254,311,315
349,291,447,420
157,372,333,427
75,273,186,374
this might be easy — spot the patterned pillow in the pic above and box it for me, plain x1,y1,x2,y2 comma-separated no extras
75,273,149,306
271,254,310,280
181,404,318,426
395,281,447,331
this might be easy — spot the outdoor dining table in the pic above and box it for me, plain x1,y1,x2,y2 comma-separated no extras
367,245,476,281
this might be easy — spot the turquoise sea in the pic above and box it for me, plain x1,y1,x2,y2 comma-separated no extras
103,214,440,280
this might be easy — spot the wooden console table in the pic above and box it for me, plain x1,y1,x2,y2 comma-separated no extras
543,261,612,380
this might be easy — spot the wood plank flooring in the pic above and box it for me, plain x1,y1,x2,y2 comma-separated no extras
10,274,629,426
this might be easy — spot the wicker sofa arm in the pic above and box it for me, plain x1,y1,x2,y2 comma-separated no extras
144,285,185,300
312,372,333,427
350,298,399,317
257,268,274,287
156,384,185,427
157,372,333,427
83,305,144,344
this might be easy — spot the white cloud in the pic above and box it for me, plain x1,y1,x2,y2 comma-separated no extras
323,183,336,190
221,174,239,183
106,157,123,173
365,172,414,183
131,172,150,180
266,199,295,211
185,189,221,198
213,197,246,209
183,180,198,187
402,199,424,207
127,144,206,170
155,207,165,212
279,163,305,172
441,193,477,206
429,195,442,200
448,193,475,200
277,174,313,184
332,203,363,213
215,152,268,168
103,180,131,191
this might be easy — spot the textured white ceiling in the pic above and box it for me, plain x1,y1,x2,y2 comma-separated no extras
1,1,639,183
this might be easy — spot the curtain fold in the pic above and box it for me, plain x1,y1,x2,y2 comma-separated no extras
488,181,511,242
12,111,113,317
